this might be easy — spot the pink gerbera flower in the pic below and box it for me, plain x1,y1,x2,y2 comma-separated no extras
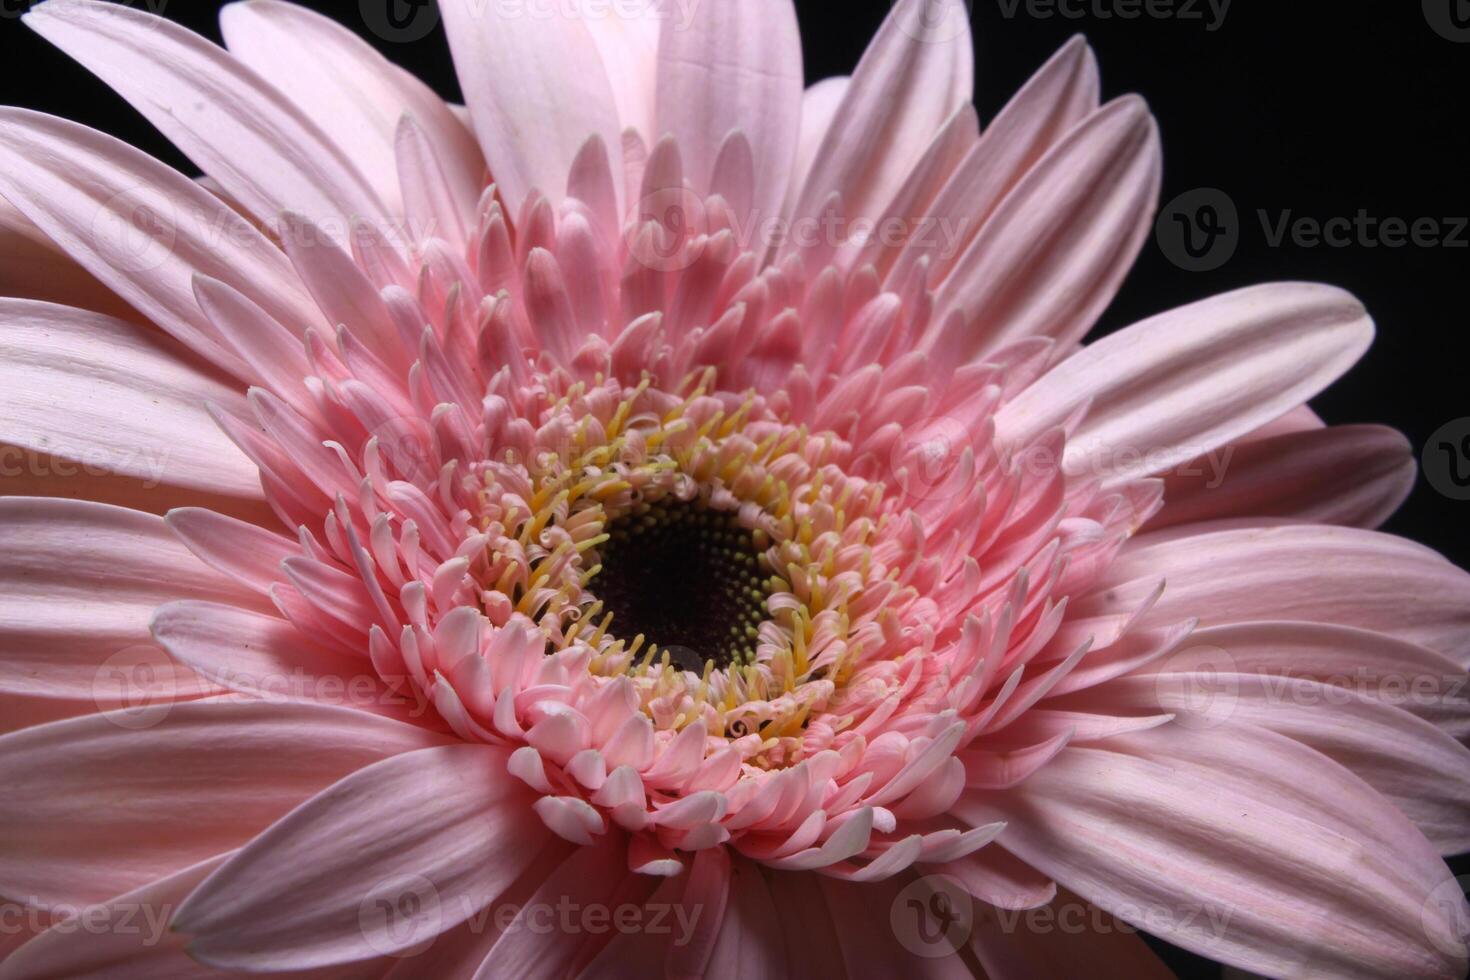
2,0,1469,977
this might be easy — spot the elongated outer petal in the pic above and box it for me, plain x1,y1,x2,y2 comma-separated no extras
220,0,483,225
164,508,295,595
0,498,261,701
0,108,324,377
0,300,260,500
819,873,974,979
173,744,555,971
1109,672,1470,853
474,834,628,979
0,700,452,906
787,0,972,241
654,0,802,224
0,854,235,980
932,95,1161,359
968,888,1173,980
24,0,392,240
788,77,850,208
1096,524,1470,665
1144,621,1470,742
891,35,1098,287
997,283,1375,485
0,198,133,320
439,0,623,217
151,602,381,706
960,731,1470,980
584,5,661,147
1151,424,1415,530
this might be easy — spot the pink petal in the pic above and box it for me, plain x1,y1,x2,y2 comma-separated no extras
0,854,235,980
968,886,1174,980
584,8,661,147
150,602,390,710
0,198,132,320
1151,424,1415,530
0,700,449,906
931,95,1161,359
163,505,292,599
787,0,972,245
887,35,1098,289
24,0,391,239
998,283,1375,484
788,76,850,207
0,299,261,499
0,108,323,376
1152,620,1470,741
960,731,1470,979
819,873,974,978
0,498,261,701
439,0,623,217
1114,671,1470,852
1096,524,1470,665
475,835,630,979
220,0,482,226
932,844,1057,910
654,0,803,225
173,744,553,970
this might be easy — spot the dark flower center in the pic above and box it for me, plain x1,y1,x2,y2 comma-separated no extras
593,498,770,672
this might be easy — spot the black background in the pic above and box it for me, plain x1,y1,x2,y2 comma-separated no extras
3,1,1468,977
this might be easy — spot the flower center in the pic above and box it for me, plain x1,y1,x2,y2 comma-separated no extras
592,498,770,673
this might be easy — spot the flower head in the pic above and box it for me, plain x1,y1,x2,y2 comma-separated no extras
1,0,1468,977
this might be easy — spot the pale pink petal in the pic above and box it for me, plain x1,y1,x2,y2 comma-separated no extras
788,76,850,208
890,34,1099,289
584,8,661,147
1151,424,1415,530
220,0,483,225
0,107,324,375
24,0,392,239
173,744,556,971
960,731,1469,980
1113,671,1470,852
474,835,627,979
654,0,803,225
0,498,261,702
0,198,133,320
1095,524,1470,664
0,700,450,906
932,844,1057,910
818,874,974,978
150,602,401,714
998,283,1375,484
164,507,294,595
1148,620,1470,741
786,0,973,244
701,855,789,979
0,855,238,980
968,887,1174,980
931,95,1161,359
0,300,261,500
439,0,623,217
